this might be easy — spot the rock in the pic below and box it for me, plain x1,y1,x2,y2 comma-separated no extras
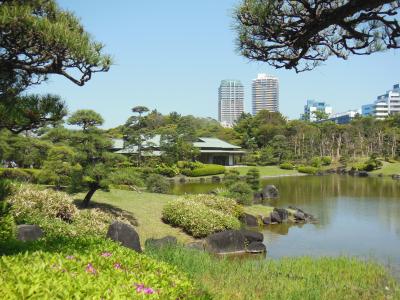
262,185,279,199
294,211,306,221
205,230,247,254
239,213,258,227
392,174,400,180
269,211,282,223
239,229,263,243
186,241,205,251
262,217,271,225
211,176,221,183
253,192,263,202
336,167,347,175
358,171,369,177
17,224,43,241
246,242,267,253
178,177,186,183
106,221,142,252
273,208,289,222
145,236,177,248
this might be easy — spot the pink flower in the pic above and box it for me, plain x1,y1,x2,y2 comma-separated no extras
114,263,122,270
85,263,97,274
101,252,112,257
134,283,155,294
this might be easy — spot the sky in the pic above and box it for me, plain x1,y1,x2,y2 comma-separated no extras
31,0,400,128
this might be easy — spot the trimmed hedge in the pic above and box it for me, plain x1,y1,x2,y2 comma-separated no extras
182,164,225,177
162,195,241,238
0,237,198,299
297,166,319,175
279,162,295,170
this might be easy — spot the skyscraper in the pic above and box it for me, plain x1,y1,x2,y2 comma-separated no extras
218,80,244,127
252,74,279,115
362,84,400,119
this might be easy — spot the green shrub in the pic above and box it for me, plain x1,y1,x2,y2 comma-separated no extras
321,156,332,166
226,182,253,206
297,166,319,175
310,157,322,168
155,164,180,178
8,185,129,237
145,174,170,194
182,164,225,177
0,237,198,299
162,195,241,238
245,168,260,191
223,169,240,187
279,162,295,170
109,168,145,187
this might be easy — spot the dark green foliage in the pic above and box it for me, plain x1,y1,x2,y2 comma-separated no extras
109,168,145,187
245,168,260,191
146,174,170,194
0,179,15,240
280,162,295,170
227,182,253,206
223,169,240,187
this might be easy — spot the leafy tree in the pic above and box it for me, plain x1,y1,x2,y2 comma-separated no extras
313,111,330,121
224,169,241,187
0,94,67,133
124,106,151,166
234,0,400,72
68,110,104,131
67,111,125,207
0,0,110,133
246,168,260,191
39,146,79,189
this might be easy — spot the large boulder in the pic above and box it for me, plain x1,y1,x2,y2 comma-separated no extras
205,230,247,254
239,229,263,243
269,211,282,223
273,208,289,222
239,213,258,227
262,185,279,199
358,171,369,177
293,211,306,221
186,241,205,251
392,174,400,180
262,216,271,225
106,221,142,252
246,242,267,253
17,224,43,241
145,236,177,249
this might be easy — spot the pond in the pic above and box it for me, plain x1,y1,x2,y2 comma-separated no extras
172,175,400,277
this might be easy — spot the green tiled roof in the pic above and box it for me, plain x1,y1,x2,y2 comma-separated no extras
193,137,241,149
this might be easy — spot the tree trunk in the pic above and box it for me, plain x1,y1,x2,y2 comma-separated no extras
82,187,97,208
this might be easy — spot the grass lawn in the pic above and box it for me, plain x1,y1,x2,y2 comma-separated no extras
230,165,300,177
244,204,274,217
77,189,194,244
371,161,400,176
148,246,400,300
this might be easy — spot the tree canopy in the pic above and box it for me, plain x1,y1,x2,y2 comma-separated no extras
0,0,111,95
68,109,104,131
234,0,400,72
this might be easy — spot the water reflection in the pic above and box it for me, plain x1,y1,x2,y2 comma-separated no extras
173,175,400,276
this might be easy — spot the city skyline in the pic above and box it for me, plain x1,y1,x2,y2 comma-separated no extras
30,1,400,128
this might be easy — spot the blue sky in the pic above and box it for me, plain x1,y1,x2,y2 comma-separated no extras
31,0,400,128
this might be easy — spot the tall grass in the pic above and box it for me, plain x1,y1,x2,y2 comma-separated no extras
147,245,400,300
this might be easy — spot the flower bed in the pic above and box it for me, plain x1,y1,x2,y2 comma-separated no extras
0,238,198,299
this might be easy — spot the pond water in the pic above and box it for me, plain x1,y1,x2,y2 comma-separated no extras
172,175,400,277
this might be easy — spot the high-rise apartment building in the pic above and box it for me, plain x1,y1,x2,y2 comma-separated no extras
302,99,333,122
252,73,279,115
218,80,244,127
362,84,400,119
